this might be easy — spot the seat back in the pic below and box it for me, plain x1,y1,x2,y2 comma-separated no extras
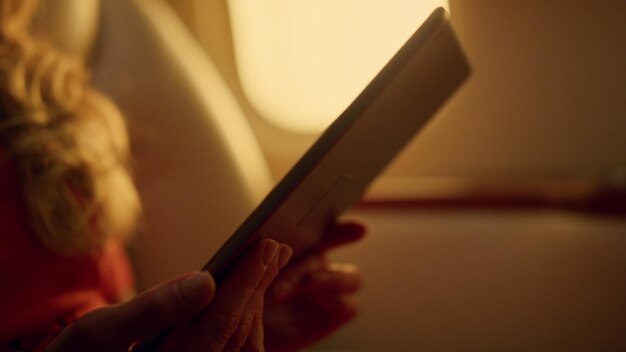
58,0,273,289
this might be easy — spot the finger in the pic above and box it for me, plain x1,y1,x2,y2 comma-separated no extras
182,240,291,350
303,263,363,295
314,294,359,318
223,251,282,352
267,220,365,303
222,297,261,352
267,294,359,351
223,244,291,351
310,294,360,332
241,298,265,352
46,272,215,352
318,220,366,251
268,259,362,303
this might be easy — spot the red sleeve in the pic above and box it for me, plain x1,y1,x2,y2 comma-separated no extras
0,158,135,348
99,239,136,303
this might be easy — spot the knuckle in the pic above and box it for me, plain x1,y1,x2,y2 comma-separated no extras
209,313,241,343
238,314,254,336
242,272,264,291
257,273,274,292
259,265,280,289
231,327,250,350
227,309,256,351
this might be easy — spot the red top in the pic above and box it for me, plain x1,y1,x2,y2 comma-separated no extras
0,159,135,350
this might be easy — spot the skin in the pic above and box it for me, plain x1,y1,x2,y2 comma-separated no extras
264,221,365,352
44,221,365,351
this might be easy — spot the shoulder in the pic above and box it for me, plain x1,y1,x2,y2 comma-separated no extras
0,156,99,343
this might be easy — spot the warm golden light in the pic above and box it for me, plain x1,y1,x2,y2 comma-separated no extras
228,0,449,133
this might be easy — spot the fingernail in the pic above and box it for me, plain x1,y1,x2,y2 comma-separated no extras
180,272,214,304
263,239,280,265
277,245,293,269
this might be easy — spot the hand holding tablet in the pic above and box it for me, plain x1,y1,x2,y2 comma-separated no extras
134,7,470,351
204,7,471,281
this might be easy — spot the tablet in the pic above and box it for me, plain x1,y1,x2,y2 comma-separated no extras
203,8,470,280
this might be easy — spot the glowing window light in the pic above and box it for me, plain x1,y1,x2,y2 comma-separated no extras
228,0,449,133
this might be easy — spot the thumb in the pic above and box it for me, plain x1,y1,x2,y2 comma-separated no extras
46,271,215,351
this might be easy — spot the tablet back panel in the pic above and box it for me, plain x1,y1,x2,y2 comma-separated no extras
205,8,471,280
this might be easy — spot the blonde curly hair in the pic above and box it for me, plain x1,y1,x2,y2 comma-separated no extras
0,0,141,254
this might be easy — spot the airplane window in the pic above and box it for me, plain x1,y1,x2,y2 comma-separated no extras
228,0,449,133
